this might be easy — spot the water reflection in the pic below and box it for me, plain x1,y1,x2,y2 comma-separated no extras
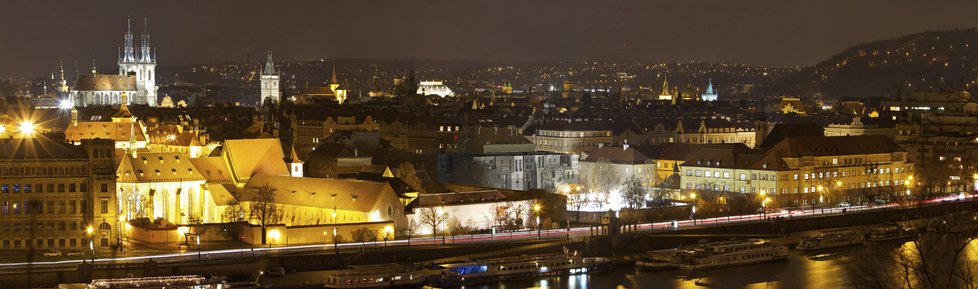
472,236,978,289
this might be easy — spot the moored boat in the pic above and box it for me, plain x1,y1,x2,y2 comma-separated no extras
323,263,430,289
676,239,788,271
866,224,917,242
796,229,863,250
428,253,611,287
635,249,681,271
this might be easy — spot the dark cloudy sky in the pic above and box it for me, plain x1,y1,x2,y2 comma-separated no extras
1,0,976,77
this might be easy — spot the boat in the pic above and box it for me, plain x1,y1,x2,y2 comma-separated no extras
428,253,612,287
322,263,430,289
675,239,788,270
796,229,863,250
635,249,681,271
866,224,917,242
62,275,226,289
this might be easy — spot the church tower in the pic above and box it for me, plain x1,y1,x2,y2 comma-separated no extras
328,59,340,93
701,78,718,101
260,51,280,103
658,75,674,101
118,17,158,106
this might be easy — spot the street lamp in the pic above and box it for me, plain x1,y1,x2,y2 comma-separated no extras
196,235,201,262
19,121,35,136
382,225,394,247
331,209,338,254
533,204,542,238
86,226,95,263
268,229,281,248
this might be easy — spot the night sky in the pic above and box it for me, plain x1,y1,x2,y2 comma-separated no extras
1,0,977,77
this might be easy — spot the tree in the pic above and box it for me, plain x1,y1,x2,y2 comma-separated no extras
847,232,978,289
418,207,447,239
352,227,376,248
588,159,621,202
398,219,418,240
221,192,245,223
622,175,647,209
507,202,528,229
396,162,426,194
248,185,281,245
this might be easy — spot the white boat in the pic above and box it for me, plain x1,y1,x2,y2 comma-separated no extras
323,263,430,289
676,239,788,270
797,229,863,250
428,253,612,287
866,224,917,242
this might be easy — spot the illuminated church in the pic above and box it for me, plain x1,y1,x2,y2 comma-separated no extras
297,60,349,104
701,79,718,101
68,17,158,107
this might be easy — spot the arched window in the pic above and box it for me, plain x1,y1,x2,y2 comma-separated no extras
98,222,111,231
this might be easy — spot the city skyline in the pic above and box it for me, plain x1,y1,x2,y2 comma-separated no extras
2,0,978,77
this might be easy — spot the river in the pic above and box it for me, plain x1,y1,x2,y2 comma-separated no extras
264,232,977,289
479,236,977,289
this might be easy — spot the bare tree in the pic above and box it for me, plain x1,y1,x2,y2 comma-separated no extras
397,219,418,240
847,231,978,289
622,175,646,209
352,227,376,248
418,207,448,238
221,192,245,223
507,201,528,229
587,159,621,201
248,185,281,245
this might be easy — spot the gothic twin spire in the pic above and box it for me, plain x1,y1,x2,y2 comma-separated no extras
120,16,154,64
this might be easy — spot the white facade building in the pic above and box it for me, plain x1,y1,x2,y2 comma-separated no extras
260,51,280,103
418,81,454,97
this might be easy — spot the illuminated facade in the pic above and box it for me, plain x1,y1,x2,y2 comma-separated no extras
417,81,455,97
701,79,718,101
0,138,118,250
116,152,210,224
260,51,280,103
680,135,914,205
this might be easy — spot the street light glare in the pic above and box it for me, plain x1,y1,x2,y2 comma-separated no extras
19,121,35,135
59,100,73,110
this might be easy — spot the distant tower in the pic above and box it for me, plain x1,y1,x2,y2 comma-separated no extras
328,59,340,93
658,75,673,101
754,119,769,148
701,78,718,101
118,17,158,106
285,146,304,178
561,80,572,98
56,61,69,94
260,51,281,103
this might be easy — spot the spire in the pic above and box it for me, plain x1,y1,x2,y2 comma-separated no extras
706,78,714,94
262,51,276,75
121,16,136,63
139,17,153,62
661,75,669,94
91,57,97,75
329,59,338,84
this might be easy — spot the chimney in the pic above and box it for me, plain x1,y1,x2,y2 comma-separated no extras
623,139,629,150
